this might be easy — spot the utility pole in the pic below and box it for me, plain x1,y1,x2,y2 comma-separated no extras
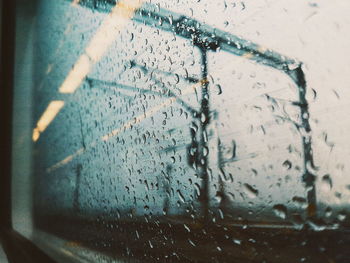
73,163,82,215
288,66,317,220
197,47,210,222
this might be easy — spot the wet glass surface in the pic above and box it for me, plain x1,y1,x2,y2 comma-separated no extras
12,0,350,262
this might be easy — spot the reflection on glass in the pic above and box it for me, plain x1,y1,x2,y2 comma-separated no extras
32,100,64,142
59,0,142,94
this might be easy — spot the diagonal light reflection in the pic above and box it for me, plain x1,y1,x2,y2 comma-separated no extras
32,101,65,142
46,80,204,173
33,0,142,142
59,0,143,94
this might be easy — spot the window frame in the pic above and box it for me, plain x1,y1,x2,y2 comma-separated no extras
0,1,59,262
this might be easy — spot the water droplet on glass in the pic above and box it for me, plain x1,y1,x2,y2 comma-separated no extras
233,239,242,245
273,204,287,219
188,239,196,247
337,211,346,221
308,220,326,232
177,190,186,203
184,224,191,232
282,160,292,170
321,174,332,192
243,183,259,198
325,207,332,217
214,84,222,95
292,196,307,209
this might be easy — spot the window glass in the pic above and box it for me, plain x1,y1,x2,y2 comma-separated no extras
12,0,350,262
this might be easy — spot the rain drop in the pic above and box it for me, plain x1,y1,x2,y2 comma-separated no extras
321,174,332,192
243,183,259,198
273,204,287,219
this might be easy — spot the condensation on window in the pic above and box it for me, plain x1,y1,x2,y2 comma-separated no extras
14,0,350,262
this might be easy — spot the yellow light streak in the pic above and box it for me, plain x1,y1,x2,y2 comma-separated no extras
257,46,267,53
59,0,143,94
34,0,142,143
71,0,80,6
32,101,65,142
46,81,202,173
102,81,201,141
59,54,92,94
242,52,254,59
101,97,178,141
46,147,86,173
